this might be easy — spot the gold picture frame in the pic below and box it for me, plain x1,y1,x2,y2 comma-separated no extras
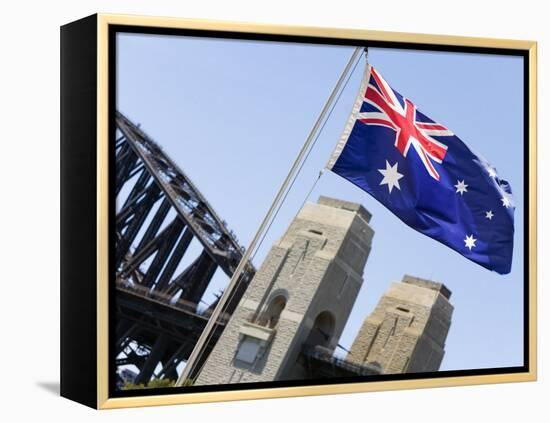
60,13,537,409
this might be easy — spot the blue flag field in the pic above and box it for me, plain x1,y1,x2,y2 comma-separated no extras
327,64,514,274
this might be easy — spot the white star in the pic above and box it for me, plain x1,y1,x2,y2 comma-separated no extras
378,161,404,193
455,180,468,195
485,210,494,220
464,234,477,251
501,192,514,208
487,167,497,178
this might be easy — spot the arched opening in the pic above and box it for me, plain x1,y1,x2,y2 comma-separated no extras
305,311,336,349
258,295,287,329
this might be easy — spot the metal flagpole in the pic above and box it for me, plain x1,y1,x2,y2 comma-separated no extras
175,46,363,386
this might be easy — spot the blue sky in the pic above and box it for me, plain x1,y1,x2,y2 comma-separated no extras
116,33,524,372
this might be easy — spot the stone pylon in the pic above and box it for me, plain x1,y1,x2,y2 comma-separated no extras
195,196,374,385
348,275,453,374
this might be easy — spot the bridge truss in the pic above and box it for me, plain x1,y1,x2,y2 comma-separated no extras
114,112,255,386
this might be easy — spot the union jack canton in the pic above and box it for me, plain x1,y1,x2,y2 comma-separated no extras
327,64,514,274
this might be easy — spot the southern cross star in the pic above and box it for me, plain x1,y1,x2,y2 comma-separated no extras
464,234,477,251
455,179,468,195
487,166,497,178
485,210,494,220
378,161,403,193
501,192,514,208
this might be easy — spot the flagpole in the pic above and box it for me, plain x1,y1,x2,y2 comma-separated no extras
175,46,363,386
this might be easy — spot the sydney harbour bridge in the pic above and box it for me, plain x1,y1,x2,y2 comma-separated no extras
113,113,383,388
114,112,256,386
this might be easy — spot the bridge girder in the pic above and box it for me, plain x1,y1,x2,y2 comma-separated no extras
114,112,255,387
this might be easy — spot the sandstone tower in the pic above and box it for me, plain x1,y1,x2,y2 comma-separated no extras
348,275,453,374
195,196,374,385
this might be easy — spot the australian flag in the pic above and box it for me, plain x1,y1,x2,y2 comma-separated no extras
328,64,514,274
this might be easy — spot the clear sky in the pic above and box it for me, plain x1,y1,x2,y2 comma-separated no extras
117,32,524,372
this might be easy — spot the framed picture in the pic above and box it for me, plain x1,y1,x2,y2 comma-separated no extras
60,13,537,409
